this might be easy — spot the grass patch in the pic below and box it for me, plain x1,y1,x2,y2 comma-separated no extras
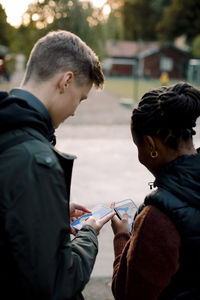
104,77,196,102
104,77,159,101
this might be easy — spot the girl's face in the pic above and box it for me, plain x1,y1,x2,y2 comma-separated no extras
131,130,162,175
131,130,150,169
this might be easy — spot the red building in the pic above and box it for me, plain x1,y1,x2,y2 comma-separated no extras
138,45,190,79
103,40,158,77
103,40,190,79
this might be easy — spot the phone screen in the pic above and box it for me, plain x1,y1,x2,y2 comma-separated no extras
114,199,138,233
71,212,92,231
71,205,113,231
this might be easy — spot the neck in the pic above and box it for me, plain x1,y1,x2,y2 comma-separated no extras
20,75,62,129
158,136,196,161
175,139,197,156
150,138,197,176
20,83,48,108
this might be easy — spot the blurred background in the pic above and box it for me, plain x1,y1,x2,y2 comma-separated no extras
1,0,200,94
1,1,200,299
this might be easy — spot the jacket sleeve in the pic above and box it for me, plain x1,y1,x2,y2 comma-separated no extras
5,148,98,300
112,205,181,300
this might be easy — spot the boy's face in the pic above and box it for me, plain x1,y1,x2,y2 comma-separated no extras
51,79,92,128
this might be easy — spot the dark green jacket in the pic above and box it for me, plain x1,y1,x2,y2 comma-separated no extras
0,90,98,300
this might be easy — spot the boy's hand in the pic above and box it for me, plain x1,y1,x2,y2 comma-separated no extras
83,211,116,235
70,202,91,220
70,202,91,235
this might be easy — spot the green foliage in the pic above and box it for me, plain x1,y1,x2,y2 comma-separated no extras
158,0,200,42
104,77,179,100
0,4,15,47
0,4,8,46
151,0,172,15
9,0,125,59
192,35,200,58
116,0,199,44
12,25,42,59
15,0,107,58
118,0,172,41
122,0,157,40
2,0,199,62
103,9,124,41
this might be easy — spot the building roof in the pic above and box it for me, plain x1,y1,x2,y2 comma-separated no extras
138,44,190,59
105,40,159,58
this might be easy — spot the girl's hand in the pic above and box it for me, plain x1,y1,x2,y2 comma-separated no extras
110,202,130,235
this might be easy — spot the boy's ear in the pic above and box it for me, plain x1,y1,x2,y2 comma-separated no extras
57,71,74,93
63,71,73,86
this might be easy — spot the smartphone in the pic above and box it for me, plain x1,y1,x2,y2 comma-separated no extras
71,205,113,231
114,199,138,233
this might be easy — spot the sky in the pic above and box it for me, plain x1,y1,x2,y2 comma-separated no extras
0,0,108,27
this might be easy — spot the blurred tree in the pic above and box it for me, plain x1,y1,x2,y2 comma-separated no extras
0,4,14,47
11,24,41,59
151,0,172,12
118,0,172,40
192,35,200,58
103,6,124,41
16,0,106,58
158,0,200,42
122,0,157,40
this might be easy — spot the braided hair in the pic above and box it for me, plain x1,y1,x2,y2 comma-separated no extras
131,82,200,149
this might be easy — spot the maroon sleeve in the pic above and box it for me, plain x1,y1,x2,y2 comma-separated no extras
113,232,130,257
112,205,181,300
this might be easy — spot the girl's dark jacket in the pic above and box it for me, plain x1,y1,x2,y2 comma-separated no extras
145,151,200,299
0,89,98,300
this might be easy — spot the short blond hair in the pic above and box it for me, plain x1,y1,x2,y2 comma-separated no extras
23,30,104,88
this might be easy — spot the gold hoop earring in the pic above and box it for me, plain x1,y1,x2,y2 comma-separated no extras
150,151,158,158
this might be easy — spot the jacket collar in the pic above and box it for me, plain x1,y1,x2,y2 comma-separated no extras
7,88,56,145
9,88,54,130
154,152,200,208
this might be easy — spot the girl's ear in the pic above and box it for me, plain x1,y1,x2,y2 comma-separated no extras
143,135,156,152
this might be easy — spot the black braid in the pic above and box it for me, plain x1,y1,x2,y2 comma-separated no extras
131,82,200,149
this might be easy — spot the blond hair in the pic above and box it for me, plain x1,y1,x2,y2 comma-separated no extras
23,30,104,88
